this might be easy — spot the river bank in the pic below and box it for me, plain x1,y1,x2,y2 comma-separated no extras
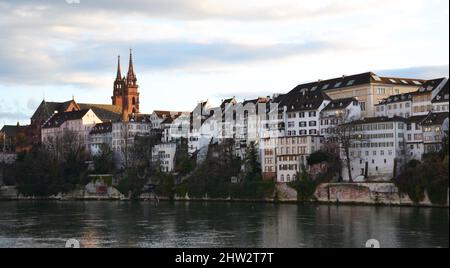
1,182,448,208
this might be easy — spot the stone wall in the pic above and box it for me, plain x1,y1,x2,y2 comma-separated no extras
315,183,449,207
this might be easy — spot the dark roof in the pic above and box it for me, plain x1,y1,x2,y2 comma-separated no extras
220,98,237,109
292,72,425,93
0,125,18,138
406,115,429,124
376,92,413,106
129,114,152,123
78,103,122,122
153,110,183,119
414,78,446,94
280,85,331,112
42,109,91,129
347,116,408,125
242,97,271,106
421,112,449,126
31,100,78,121
31,100,122,123
322,98,358,111
432,80,449,103
90,122,112,135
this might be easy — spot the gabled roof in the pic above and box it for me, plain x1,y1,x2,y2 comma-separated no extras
432,80,449,103
322,98,358,111
90,122,112,135
414,78,446,94
31,100,78,121
406,115,429,124
280,85,331,112
78,103,122,122
292,72,425,93
42,109,91,129
0,125,18,138
129,113,152,123
421,112,449,126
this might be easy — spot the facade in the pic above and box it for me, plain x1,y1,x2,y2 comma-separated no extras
342,117,408,182
89,122,113,155
320,98,362,142
153,143,177,173
41,109,102,151
313,72,424,118
261,136,321,182
405,115,428,161
421,112,449,154
375,93,413,118
111,114,152,164
432,80,449,113
412,78,446,116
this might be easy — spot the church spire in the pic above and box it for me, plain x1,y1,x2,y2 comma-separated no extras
127,49,137,86
116,55,122,81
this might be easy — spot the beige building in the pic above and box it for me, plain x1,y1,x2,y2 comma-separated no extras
302,72,425,118
261,135,321,182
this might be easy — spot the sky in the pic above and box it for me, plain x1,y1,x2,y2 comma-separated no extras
0,0,449,127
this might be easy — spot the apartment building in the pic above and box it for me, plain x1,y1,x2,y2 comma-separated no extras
432,80,449,113
320,98,361,142
310,72,424,118
41,109,102,151
153,143,177,173
261,135,321,182
342,117,408,182
89,122,113,155
375,93,413,118
412,78,447,116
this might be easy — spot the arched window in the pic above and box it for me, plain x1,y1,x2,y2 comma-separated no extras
132,97,136,105
287,174,290,181
281,175,284,182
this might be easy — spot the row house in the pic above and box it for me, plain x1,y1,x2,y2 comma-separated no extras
152,143,177,173
275,84,331,138
411,78,447,116
432,80,449,113
41,109,102,151
320,98,362,142
341,117,408,182
89,122,113,155
111,114,153,165
261,136,321,182
400,112,449,162
375,92,413,118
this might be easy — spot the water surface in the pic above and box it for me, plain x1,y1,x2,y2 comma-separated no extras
0,201,448,248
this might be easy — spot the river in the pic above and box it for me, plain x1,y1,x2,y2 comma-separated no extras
0,201,448,248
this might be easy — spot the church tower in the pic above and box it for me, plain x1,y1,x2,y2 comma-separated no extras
112,50,140,122
112,55,126,108
123,49,140,116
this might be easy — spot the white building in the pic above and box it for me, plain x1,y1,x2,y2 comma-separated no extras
432,80,449,113
153,143,177,173
320,97,362,142
111,114,152,165
342,117,408,182
421,112,449,154
41,109,102,151
375,93,413,118
89,122,113,155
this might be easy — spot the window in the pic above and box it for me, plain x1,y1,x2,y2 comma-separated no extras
360,102,366,111
309,121,317,127
309,111,316,117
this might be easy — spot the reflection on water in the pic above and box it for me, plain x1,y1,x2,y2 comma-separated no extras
0,201,448,248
